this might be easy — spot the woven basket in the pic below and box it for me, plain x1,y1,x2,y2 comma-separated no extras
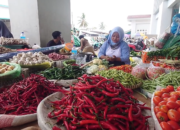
125,82,142,89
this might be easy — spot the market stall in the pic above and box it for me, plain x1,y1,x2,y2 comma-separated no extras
1,15,180,130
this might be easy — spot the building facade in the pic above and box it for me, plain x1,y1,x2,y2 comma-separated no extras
127,15,151,38
150,0,180,36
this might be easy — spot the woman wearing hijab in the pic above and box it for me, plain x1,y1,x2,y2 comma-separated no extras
98,27,130,66
0,21,13,38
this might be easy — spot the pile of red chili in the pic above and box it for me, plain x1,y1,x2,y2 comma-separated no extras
0,74,65,115
49,74,151,130
110,65,132,73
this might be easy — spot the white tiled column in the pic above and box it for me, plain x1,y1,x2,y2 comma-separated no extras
156,0,172,36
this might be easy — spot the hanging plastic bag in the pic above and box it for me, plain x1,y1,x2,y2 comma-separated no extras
147,62,165,79
155,32,171,49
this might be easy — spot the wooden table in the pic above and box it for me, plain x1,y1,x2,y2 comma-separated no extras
3,92,151,130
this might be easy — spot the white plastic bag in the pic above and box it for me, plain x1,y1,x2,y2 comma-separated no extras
131,64,147,79
147,63,165,79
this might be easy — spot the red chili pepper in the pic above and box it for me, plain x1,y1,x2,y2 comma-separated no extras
132,106,141,118
128,104,133,122
111,98,125,103
104,106,108,120
107,114,129,120
64,120,70,130
83,95,98,114
99,89,119,97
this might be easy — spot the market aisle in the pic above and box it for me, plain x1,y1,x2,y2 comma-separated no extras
2,92,151,130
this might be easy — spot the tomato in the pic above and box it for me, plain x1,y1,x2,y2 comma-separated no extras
177,108,180,113
176,91,180,95
177,86,180,91
153,96,163,105
160,122,173,130
156,63,160,66
156,111,168,122
159,105,169,113
164,98,169,102
176,100,180,105
154,106,160,114
167,109,180,122
155,91,163,97
170,92,179,97
159,101,167,106
167,121,180,130
166,85,174,92
161,88,169,93
167,97,177,102
166,101,180,109
171,94,180,100
162,93,170,98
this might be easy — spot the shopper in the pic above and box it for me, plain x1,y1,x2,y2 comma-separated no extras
0,21,13,38
47,31,64,47
79,35,96,56
98,27,130,65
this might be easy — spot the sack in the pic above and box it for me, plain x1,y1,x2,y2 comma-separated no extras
50,79,78,87
0,114,37,128
131,64,147,79
147,63,165,79
155,32,171,49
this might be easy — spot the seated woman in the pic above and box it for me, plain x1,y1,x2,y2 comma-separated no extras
79,35,96,56
98,27,130,66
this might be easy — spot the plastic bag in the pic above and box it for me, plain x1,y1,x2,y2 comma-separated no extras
171,14,180,35
147,63,165,79
155,32,171,49
131,64,147,79
0,62,21,79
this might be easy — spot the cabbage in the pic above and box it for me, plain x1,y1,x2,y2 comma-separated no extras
87,65,99,74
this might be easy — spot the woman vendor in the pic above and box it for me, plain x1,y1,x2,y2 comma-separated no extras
79,35,96,56
98,27,130,66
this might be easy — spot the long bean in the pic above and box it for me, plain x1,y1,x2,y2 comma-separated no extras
142,71,180,93
96,69,142,87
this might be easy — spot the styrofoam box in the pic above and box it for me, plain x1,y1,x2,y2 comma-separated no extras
151,93,162,130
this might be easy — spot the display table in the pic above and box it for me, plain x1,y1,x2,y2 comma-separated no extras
2,92,151,130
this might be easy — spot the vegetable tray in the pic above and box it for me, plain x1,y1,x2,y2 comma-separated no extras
151,93,162,130
37,92,155,130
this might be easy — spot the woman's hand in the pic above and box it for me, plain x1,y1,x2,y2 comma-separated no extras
108,56,116,62
104,56,110,61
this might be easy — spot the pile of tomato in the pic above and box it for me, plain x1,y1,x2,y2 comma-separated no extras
153,62,176,70
153,85,180,130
